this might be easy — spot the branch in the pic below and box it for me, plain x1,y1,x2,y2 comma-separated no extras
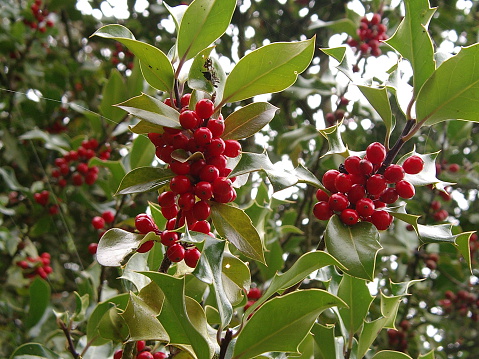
58,319,81,359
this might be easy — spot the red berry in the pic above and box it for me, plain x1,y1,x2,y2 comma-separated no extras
206,138,226,156
448,163,460,173
167,243,185,262
371,210,393,230
148,133,165,147
92,216,105,230
181,93,191,108
158,191,177,208
135,214,157,233
179,110,199,129
161,204,179,220
356,198,375,218
380,187,399,204
359,159,374,175
340,209,359,226
395,180,415,199
223,140,241,157
347,184,366,204
88,243,98,255
329,193,349,212
344,156,361,175
192,201,211,221
384,164,405,183
169,159,191,175
200,165,220,183
102,210,115,223
313,201,333,220
322,170,340,193
170,175,192,194
207,118,225,138
153,353,167,359
36,267,48,279
371,13,381,25
433,209,448,221
194,127,213,146
195,99,215,119
184,247,201,268
137,351,154,359
17,260,29,269
366,142,386,164
212,177,233,195
431,200,441,211
366,174,387,196
72,173,83,186
191,220,210,234
195,181,214,200
315,189,330,202
161,231,179,246
247,287,262,300
402,156,424,174
178,192,196,211
137,340,146,352
137,240,155,253
335,173,353,193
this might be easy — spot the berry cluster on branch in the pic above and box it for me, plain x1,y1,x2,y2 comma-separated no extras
16,252,52,280
114,341,167,359
347,14,388,58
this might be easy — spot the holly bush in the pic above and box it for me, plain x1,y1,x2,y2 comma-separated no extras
1,0,479,358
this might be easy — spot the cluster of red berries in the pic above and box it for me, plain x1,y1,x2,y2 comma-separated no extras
244,286,262,311
23,0,54,33
325,97,349,126
114,341,167,359
439,289,479,322
111,43,134,71
429,200,449,222
33,190,60,215
387,320,411,353
51,139,111,187
347,14,388,58
313,142,424,230
16,252,52,280
134,213,202,268
91,210,115,230
150,95,241,226
423,252,439,270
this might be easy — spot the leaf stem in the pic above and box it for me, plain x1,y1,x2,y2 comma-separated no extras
218,329,233,359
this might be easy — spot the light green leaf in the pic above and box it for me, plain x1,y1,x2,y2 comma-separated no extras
100,69,128,123
10,343,61,359
210,202,265,263
320,46,355,81
416,43,479,125
129,120,165,134
130,135,156,169
120,252,152,291
221,38,315,104
418,350,436,359
92,25,174,92
293,164,325,189
223,102,278,140
357,317,389,359
221,250,251,305
384,0,436,95
454,231,475,273
372,350,413,359
0,167,29,191
188,47,226,98
164,3,188,33
89,158,126,195
337,274,374,335
177,0,236,62
311,324,338,359
116,166,174,195
98,306,129,342
26,278,51,328
115,93,181,129
319,122,348,157
325,216,382,281
233,289,346,359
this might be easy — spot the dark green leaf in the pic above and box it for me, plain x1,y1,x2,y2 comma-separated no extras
129,120,165,134
311,323,338,359
116,166,174,195
357,317,389,358
10,343,61,359
325,216,382,281
26,278,51,328
100,69,128,123
210,202,265,263
223,102,278,140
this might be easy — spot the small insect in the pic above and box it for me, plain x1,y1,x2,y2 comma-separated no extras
202,58,219,88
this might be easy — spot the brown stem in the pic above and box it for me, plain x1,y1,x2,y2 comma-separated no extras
218,329,233,359
58,320,80,359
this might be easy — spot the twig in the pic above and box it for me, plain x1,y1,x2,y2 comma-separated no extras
58,319,81,359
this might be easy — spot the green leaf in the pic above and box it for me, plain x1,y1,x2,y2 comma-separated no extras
130,135,156,169
372,350,413,359
233,289,346,359
120,252,152,291
229,152,298,192
222,102,279,140
210,202,265,264
193,236,232,327
311,324,338,359
221,37,315,104
98,306,129,342
97,228,151,267
277,125,319,154
100,69,128,123
418,351,436,359
337,274,374,335
120,291,169,341
454,231,475,273
356,85,395,146
116,166,174,195
221,250,251,305
115,93,181,129
245,251,343,317
140,272,212,359
187,47,226,98
416,43,479,125
130,120,165,134
325,216,382,281
380,292,403,329
10,343,61,359
357,317,389,358
164,3,188,33
309,18,358,37
177,0,236,62
384,0,436,95
319,122,348,157
92,25,174,92
294,164,324,189
0,167,30,192
26,278,51,328
320,47,355,81
89,158,126,196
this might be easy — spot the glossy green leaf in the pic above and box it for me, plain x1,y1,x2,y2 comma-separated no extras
120,291,169,341
10,343,61,359
228,152,297,192
0,167,30,192
222,102,279,140
89,158,126,195
97,228,151,267
294,164,325,189
116,166,174,195
245,251,343,317
73,292,89,321
416,43,479,125
130,135,155,169
26,278,51,328
233,289,346,359
210,202,265,264
221,37,315,104
164,3,188,33
188,47,226,97
319,122,348,157
115,93,181,129
357,317,389,358
357,85,394,146
325,216,382,281
120,252,152,291
92,25,174,92
311,323,338,359
98,306,129,342
100,69,127,123
454,231,474,273
337,274,374,334
177,0,236,62
129,120,165,134
140,272,212,359
320,46,355,81
385,0,436,94
221,250,251,305
193,236,232,327
372,350,413,359
380,292,403,329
